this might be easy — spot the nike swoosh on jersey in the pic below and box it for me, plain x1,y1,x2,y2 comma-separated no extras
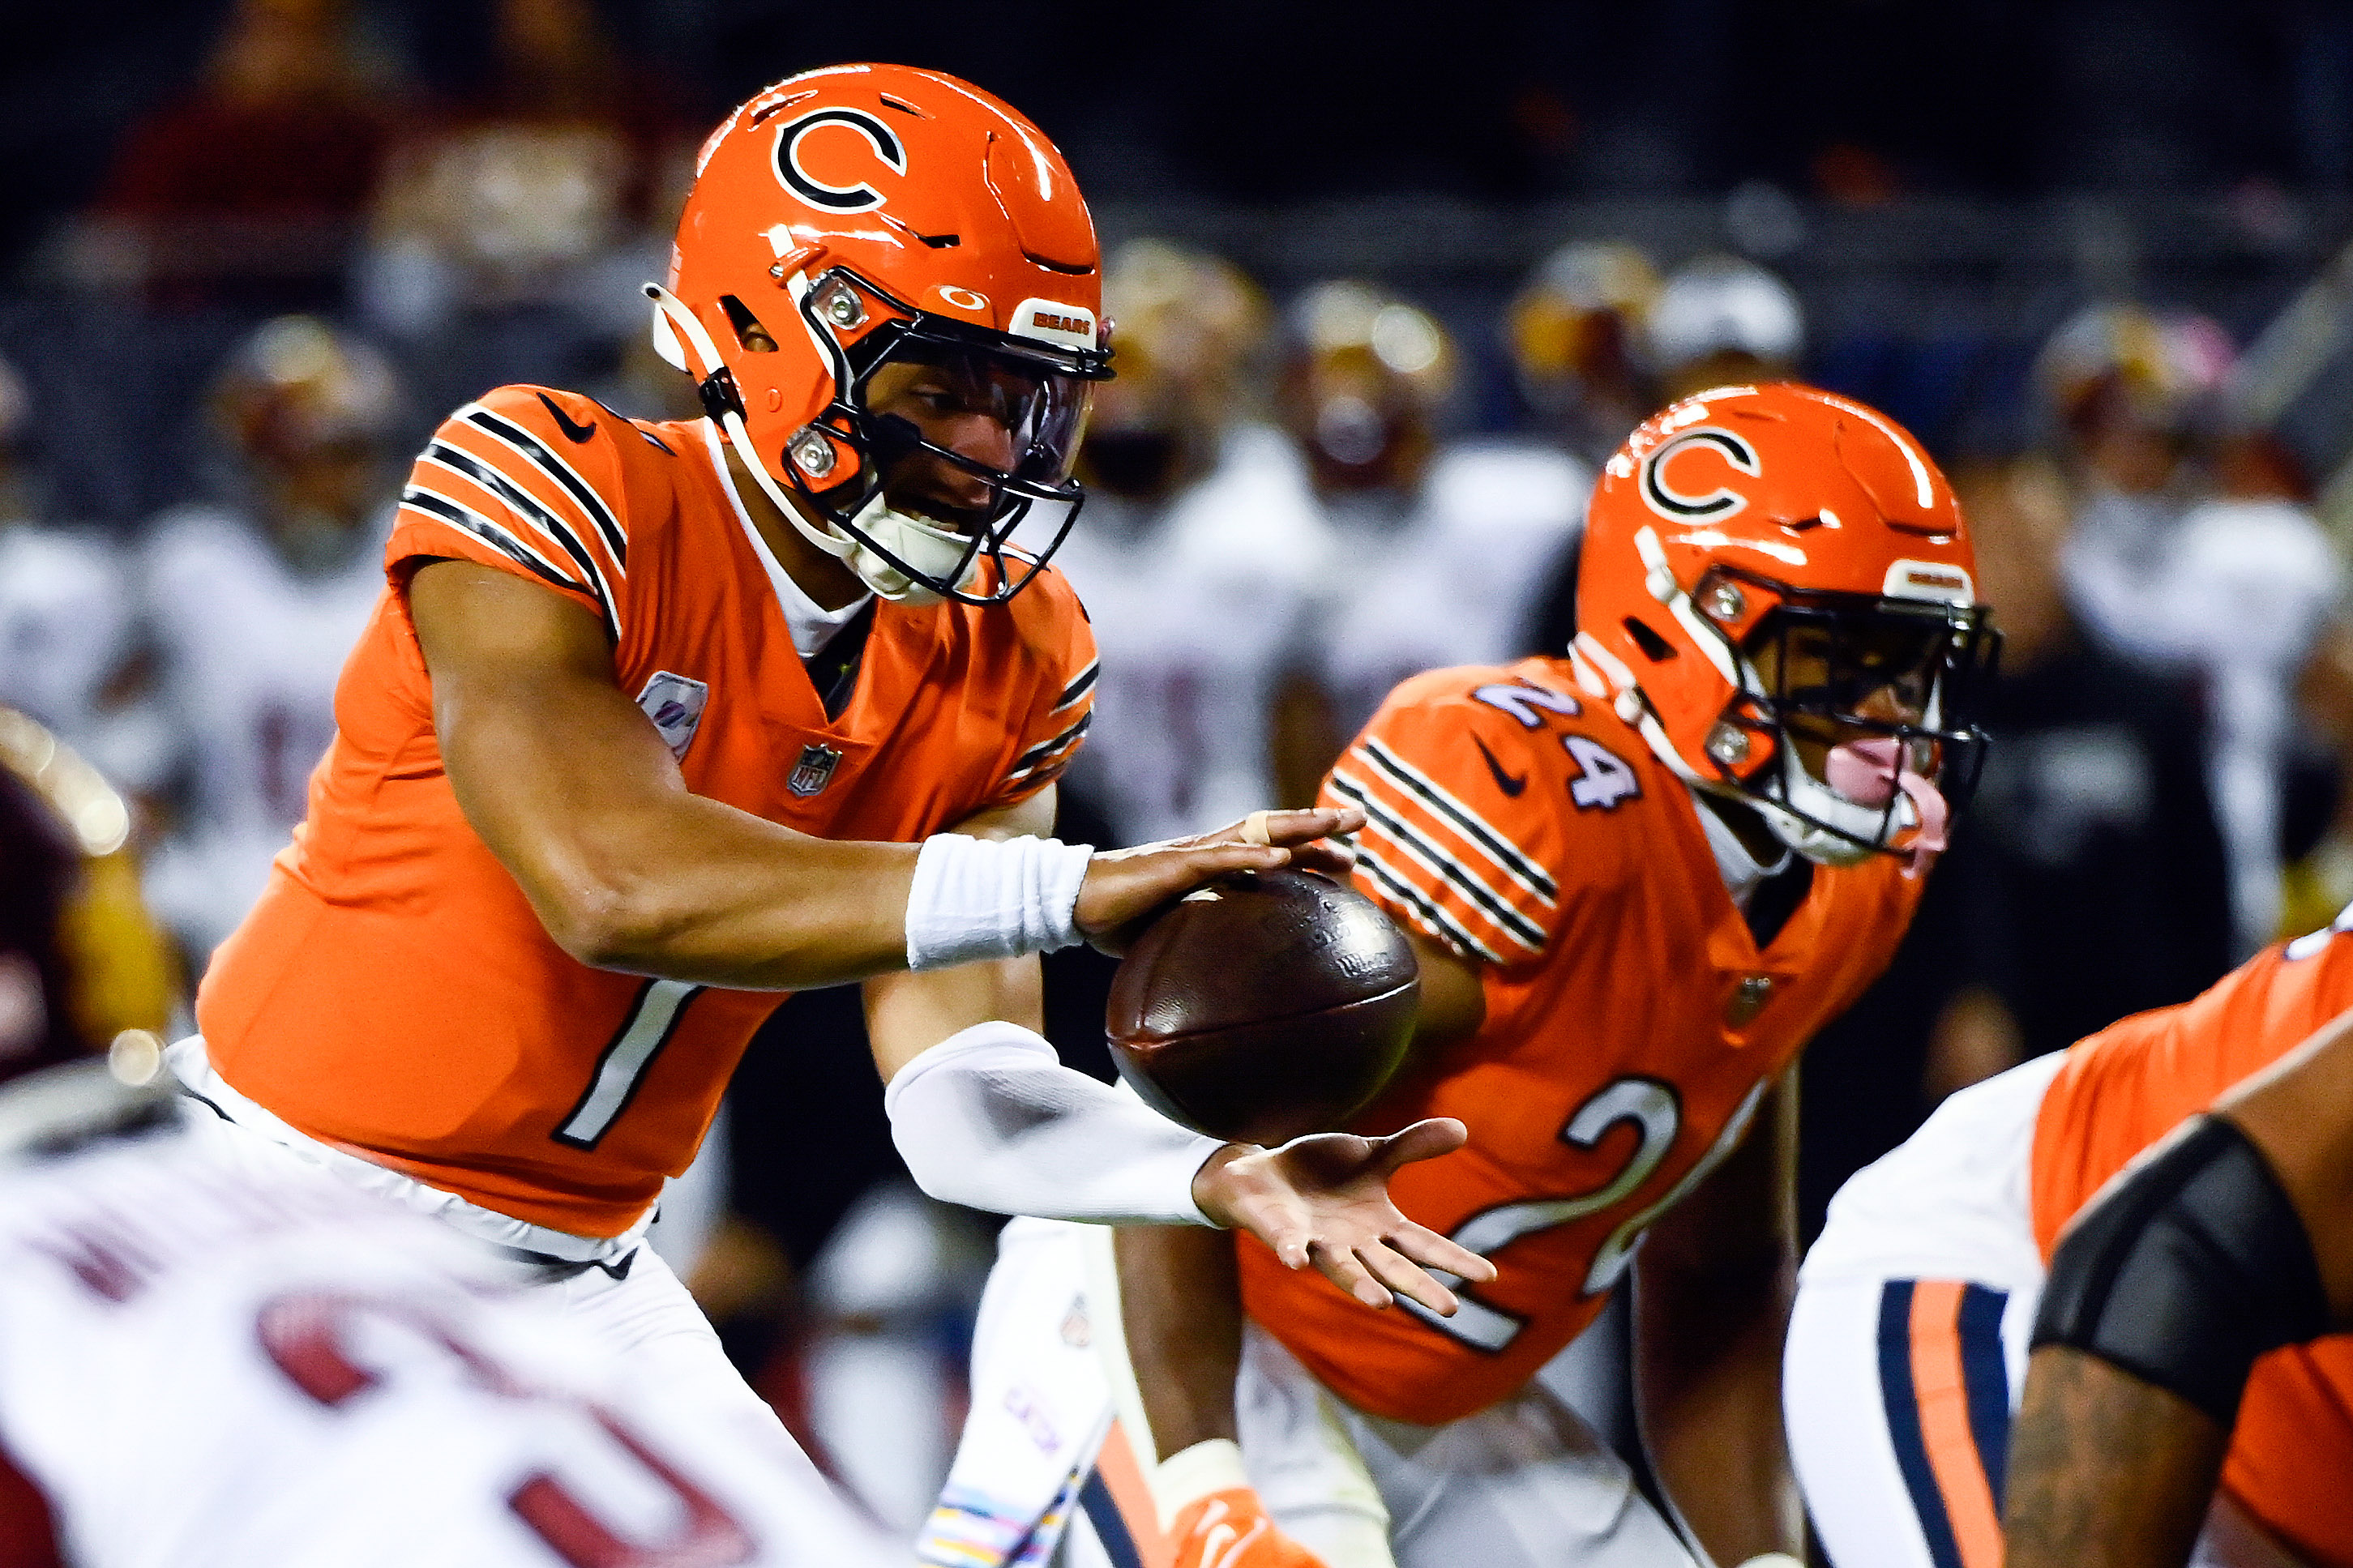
537,391,599,444
1474,736,1528,797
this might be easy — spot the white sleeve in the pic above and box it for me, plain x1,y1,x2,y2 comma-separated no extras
882,1021,1225,1225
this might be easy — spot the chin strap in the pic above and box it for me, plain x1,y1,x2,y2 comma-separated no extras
644,283,973,605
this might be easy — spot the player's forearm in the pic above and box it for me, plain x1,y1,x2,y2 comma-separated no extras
1635,1072,1803,1563
2002,1347,2223,1568
533,796,923,987
883,1022,1225,1224
431,664,921,985
466,744,1088,990
1635,1246,1803,1562
1115,1224,1245,1459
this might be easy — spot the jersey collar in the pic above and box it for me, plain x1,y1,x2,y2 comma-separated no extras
697,421,874,660
1692,790,1795,911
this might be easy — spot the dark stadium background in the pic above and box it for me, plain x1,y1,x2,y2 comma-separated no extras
5,0,2351,1527
8,1,2353,498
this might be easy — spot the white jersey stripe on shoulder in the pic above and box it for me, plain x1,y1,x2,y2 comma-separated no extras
1015,710,1092,772
1355,846,1504,965
1335,773,1547,953
399,490,602,617
1053,660,1098,713
1331,771,1546,952
418,445,623,640
1357,737,1558,904
458,403,628,570
1004,711,1093,787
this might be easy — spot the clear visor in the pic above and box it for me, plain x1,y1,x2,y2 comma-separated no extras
1728,575,2000,805
785,269,1110,604
852,343,1095,493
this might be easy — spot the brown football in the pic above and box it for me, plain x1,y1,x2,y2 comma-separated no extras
1106,868,1421,1147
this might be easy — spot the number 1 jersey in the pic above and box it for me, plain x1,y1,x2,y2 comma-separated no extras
1240,656,1919,1424
197,386,1097,1239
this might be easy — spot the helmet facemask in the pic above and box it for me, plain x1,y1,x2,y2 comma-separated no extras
1685,564,1999,872
652,265,1109,607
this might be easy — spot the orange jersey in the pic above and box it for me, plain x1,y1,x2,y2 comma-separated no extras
197,386,1096,1238
2029,917,2353,1568
1239,657,1920,1425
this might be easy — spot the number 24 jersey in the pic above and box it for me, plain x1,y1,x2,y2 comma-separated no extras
1241,656,1920,1425
196,386,1097,1240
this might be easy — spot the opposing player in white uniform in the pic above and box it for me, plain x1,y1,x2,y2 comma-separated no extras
135,316,403,965
0,711,895,1566
1644,256,1804,405
0,1070,905,1568
1507,240,1663,468
2037,303,2352,951
1289,281,1590,738
1039,241,1333,844
1517,253,1806,664
0,354,139,767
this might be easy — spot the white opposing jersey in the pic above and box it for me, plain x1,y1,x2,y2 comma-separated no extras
135,506,391,959
0,524,134,750
0,1069,895,1567
1314,440,1590,735
1041,425,1334,844
2064,491,2349,950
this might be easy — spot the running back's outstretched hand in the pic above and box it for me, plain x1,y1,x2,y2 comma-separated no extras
1193,1117,1494,1317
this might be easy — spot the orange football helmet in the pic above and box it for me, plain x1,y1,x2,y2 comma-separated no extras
647,63,1112,605
1572,382,1997,868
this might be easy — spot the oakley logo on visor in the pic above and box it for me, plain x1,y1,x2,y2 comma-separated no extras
1639,427,1760,521
776,109,905,212
1012,298,1097,351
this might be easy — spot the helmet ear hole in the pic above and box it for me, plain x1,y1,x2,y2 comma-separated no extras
718,295,777,352
1622,617,1678,663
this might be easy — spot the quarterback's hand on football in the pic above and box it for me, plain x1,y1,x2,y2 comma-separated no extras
1168,1489,1331,1568
1074,807,1365,956
1191,1117,1494,1316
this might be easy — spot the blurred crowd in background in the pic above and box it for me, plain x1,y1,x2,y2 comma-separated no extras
6,0,2353,1536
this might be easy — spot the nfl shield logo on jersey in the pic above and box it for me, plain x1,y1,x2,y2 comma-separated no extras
635,672,709,761
789,743,843,797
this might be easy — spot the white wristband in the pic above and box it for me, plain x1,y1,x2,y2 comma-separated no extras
883,1021,1222,1225
1150,1438,1252,1528
905,833,1094,971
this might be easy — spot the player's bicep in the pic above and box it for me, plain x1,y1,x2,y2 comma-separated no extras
2217,1004,2353,1322
950,784,1058,844
1405,927,1486,1055
862,786,1059,1080
864,956,1047,1083
1641,1066,1799,1283
407,559,683,899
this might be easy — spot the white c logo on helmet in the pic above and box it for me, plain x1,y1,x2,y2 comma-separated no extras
935,285,989,312
776,109,906,212
1639,427,1760,520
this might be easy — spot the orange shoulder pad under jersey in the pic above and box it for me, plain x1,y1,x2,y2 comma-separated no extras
198,387,1096,1239
2027,912,2353,1259
2027,908,2353,1568
1240,656,1922,1425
